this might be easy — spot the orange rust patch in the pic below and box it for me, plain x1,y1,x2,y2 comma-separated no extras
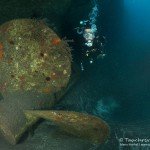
0,43,4,60
19,75,25,81
51,38,61,45
42,87,51,94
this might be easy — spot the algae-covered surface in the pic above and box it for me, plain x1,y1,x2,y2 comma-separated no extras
0,18,72,145
0,0,150,150
0,19,71,94
0,5,109,149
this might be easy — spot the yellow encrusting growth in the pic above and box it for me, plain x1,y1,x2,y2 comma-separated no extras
0,19,71,94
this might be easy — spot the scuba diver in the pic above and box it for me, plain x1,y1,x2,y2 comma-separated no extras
75,2,106,71
76,19,106,70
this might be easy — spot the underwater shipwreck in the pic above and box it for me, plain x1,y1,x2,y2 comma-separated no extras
0,0,149,150
0,19,109,145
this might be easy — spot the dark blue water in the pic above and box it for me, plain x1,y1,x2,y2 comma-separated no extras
62,0,150,125
100,0,150,123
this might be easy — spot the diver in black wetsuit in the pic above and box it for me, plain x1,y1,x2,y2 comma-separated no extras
75,2,106,71
78,21,106,70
